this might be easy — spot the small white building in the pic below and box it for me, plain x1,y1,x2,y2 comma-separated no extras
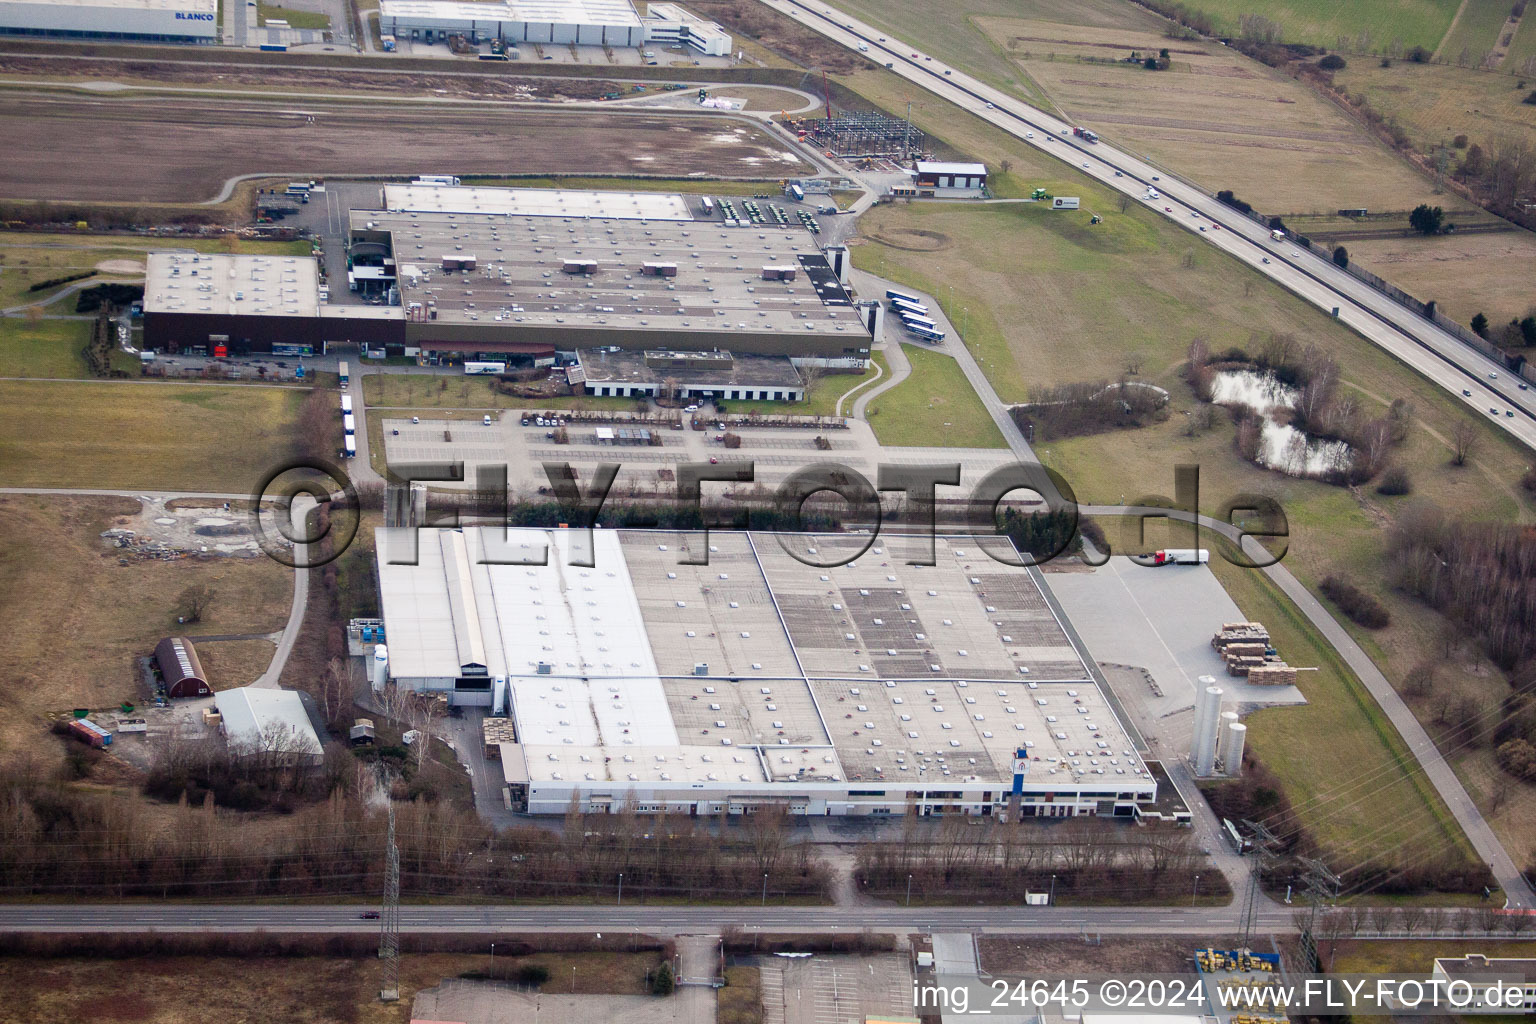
378,0,645,46
0,0,217,41
641,2,730,56
213,687,324,765
913,162,988,192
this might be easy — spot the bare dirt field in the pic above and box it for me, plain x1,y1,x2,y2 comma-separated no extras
0,495,292,764
974,10,1451,214
1287,220,1536,326
980,934,1233,974
0,95,810,203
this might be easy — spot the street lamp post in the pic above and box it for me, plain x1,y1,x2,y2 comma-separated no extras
617,872,624,906
1192,874,1201,905
1049,874,1056,905
490,941,496,980
907,874,913,907
762,873,769,907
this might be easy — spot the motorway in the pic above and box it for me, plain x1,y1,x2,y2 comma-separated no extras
758,0,1536,452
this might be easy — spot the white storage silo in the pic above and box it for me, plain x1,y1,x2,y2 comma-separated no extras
372,644,389,693
1224,722,1247,776
1190,679,1223,776
492,675,508,717
1215,710,1240,762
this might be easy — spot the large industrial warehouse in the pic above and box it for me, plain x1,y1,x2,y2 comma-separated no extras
374,527,1159,819
0,0,217,41
378,0,645,46
145,185,872,373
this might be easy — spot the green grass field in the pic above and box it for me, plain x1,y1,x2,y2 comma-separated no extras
0,380,307,491
256,0,330,29
723,362,876,419
865,345,1005,448
1206,547,1471,867
1437,0,1515,62
1181,0,1461,51
849,182,1535,874
0,318,133,378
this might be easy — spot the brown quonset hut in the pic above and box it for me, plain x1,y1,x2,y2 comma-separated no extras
155,636,211,699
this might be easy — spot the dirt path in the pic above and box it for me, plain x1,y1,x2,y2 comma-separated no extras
1432,0,1473,62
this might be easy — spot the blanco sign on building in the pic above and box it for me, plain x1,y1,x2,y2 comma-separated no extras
1051,196,1080,210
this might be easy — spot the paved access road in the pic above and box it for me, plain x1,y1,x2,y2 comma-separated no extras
0,902,1280,934
756,0,1536,451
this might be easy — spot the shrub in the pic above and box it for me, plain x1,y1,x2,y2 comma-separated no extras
1472,312,1490,337
27,271,92,293
651,960,675,995
1320,576,1392,628
1318,54,1346,70
1408,46,1431,63
1453,134,1469,149
516,964,552,986
1332,246,1349,268
1524,90,1536,106
1496,739,1536,782
1375,465,1412,495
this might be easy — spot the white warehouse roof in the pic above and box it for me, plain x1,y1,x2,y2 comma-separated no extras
143,253,320,318
382,184,691,220
378,0,641,28
915,162,987,176
214,687,322,759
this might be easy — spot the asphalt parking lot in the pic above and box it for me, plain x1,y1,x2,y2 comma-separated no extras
1044,558,1306,755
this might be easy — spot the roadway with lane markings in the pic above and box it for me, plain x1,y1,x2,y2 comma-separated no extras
758,0,1536,450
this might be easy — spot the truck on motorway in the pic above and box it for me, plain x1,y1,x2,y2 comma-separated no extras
1070,126,1099,142
1151,548,1209,565
1271,229,1285,241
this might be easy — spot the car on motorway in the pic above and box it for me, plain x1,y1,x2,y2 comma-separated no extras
1261,256,1270,264
1199,226,1206,231
1025,131,1033,138
878,36,885,41
1211,224,1219,230
1489,371,1499,379
1164,206,1173,212
1060,128,1069,135
986,102,994,109
360,911,380,919
1151,175,1160,181
1521,383,1529,390
1291,251,1300,257
1114,170,1122,176
1190,211,1199,217
945,69,952,75
1491,407,1500,415
1082,162,1090,168
911,52,919,57
1508,410,1516,418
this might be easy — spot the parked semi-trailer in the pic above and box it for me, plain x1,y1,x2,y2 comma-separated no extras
68,719,112,748
1152,549,1209,565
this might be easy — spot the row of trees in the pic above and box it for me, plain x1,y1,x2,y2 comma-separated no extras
0,758,832,902
1388,507,1536,669
856,815,1223,904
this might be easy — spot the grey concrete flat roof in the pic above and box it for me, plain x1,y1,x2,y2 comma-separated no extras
356,206,864,336
577,348,804,388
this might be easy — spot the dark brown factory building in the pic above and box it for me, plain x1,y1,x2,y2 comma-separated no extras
155,636,211,699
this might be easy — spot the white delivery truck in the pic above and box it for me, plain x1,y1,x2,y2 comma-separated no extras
1152,549,1209,565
